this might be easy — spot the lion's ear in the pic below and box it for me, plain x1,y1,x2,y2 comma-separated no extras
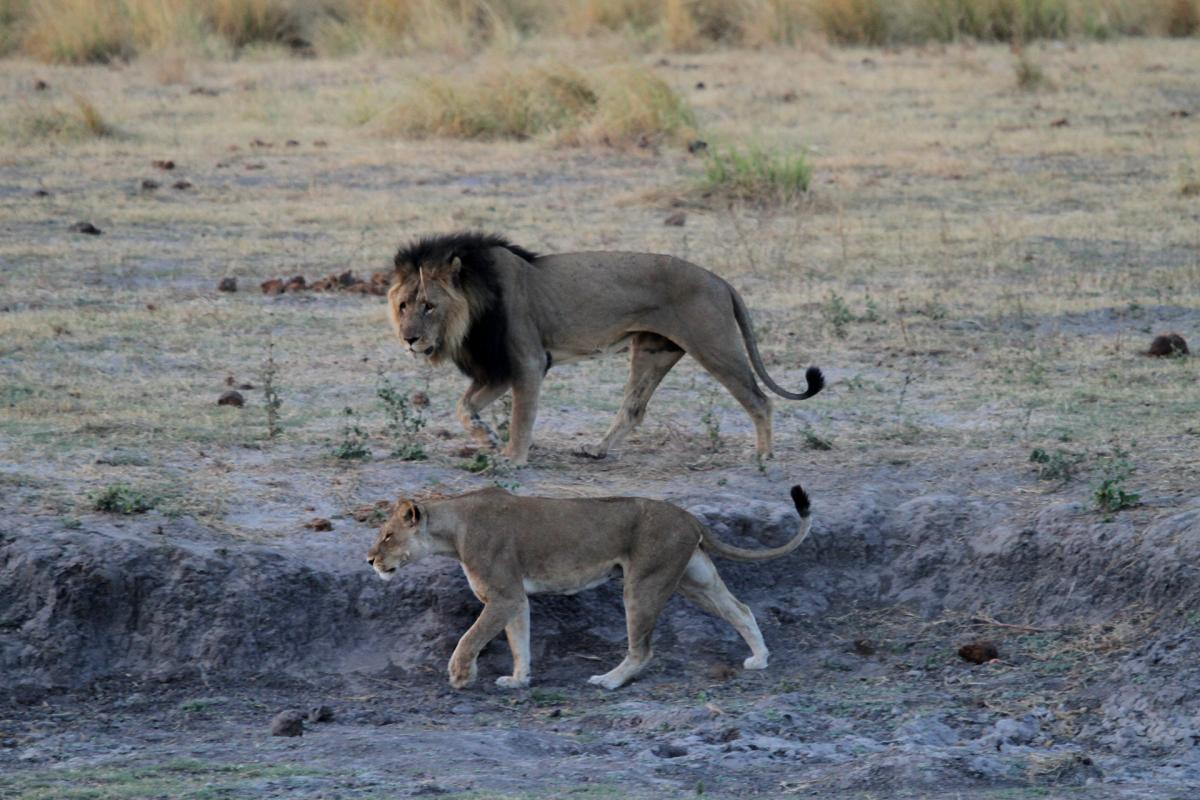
396,500,422,526
431,256,462,282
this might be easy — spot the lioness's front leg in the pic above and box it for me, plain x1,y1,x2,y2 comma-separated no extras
448,598,523,689
456,379,509,449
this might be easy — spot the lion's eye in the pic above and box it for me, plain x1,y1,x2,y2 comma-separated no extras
398,302,406,311
423,303,435,314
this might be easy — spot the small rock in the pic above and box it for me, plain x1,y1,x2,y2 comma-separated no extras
218,277,237,292
141,179,160,191
1169,109,1190,118
694,81,706,90
33,189,50,197
305,518,333,532
1050,117,1069,127
284,275,306,292
238,382,254,390
172,180,193,190
34,79,49,91
313,139,328,147
652,743,688,758
270,710,304,737
72,222,102,235
958,640,1000,664
189,86,219,96
410,391,430,407
217,390,245,407
687,139,708,155
261,278,285,295
853,638,876,656
286,139,300,147
152,159,175,170
308,705,334,723
1147,333,1189,357
780,90,797,103
245,163,265,171
664,212,686,227
450,703,477,715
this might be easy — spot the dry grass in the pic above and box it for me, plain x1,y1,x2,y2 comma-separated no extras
384,60,695,145
0,40,1197,534
4,92,114,141
3,0,1199,62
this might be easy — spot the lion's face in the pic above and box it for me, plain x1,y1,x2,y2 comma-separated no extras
366,500,426,581
387,258,468,363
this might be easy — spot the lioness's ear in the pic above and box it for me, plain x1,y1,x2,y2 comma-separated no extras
396,500,421,526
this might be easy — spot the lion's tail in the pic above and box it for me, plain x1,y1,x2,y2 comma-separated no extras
729,286,824,401
699,485,813,562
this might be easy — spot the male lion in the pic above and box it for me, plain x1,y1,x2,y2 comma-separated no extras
387,232,824,465
366,484,812,690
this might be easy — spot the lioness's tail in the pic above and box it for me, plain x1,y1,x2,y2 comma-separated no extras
729,287,824,401
699,485,813,562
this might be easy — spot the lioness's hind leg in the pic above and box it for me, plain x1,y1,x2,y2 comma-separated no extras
588,563,682,690
679,551,770,670
496,597,531,689
579,333,684,460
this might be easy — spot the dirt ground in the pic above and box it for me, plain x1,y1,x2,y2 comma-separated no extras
2,38,1199,799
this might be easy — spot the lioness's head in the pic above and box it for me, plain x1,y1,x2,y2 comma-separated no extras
388,256,470,364
366,499,428,581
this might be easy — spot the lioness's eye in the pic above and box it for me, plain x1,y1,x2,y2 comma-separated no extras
423,302,435,314
398,301,406,311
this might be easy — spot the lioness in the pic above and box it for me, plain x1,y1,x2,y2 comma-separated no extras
387,232,824,465
366,485,812,690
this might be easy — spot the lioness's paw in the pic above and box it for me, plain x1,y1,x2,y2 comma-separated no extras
495,675,530,690
448,660,478,689
587,674,624,690
743,653,769,670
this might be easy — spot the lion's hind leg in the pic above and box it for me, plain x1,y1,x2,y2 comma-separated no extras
678,550,770,670
578,333,684,460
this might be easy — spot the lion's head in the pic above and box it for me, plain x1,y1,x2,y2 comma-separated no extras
387,257,471,364
365,499,429,581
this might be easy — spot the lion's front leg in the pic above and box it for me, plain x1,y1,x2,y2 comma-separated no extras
503,371,542,466
447,598,523,690
456,380,509,449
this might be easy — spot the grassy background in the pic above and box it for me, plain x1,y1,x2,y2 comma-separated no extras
0,0,1198,63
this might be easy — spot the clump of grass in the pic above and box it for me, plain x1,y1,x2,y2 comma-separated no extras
1014,50,1050,90
91,484,157,514
812,0,888,45
700,389,721,452
7,94,114,142
334,406,370,460
204,0,304,49
824,291,853,337
385,60,694,147
377,374,427,461
802,428,833,450
1029,447,1083,483
698,143,811,205
1093,445,1140,513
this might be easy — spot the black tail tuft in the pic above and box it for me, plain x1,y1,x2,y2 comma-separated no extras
789,485,811,518
802,367,825,399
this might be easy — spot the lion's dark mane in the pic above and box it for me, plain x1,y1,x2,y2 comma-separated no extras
393,232,538,387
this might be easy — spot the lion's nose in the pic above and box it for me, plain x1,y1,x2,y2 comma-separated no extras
405,336,419,346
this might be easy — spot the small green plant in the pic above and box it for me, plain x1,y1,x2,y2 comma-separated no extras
377,374,427,460
700,143,810,205
334,407,370,460
824,291,853,337
802,428,833,451
91,484,156,514
262,339,283,439
1029,447,1084,483
1093,445,1140,513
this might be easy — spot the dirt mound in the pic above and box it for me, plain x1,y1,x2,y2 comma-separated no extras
3,493,1199,754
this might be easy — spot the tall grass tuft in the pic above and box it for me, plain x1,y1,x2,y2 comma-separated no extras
386,61,694,146
6,93,115,141
699,143,811,205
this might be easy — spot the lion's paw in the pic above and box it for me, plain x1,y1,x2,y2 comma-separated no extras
573,445,608,460
448,660,478,689
587,673,624,690
495,675,530,689
743,653,769,670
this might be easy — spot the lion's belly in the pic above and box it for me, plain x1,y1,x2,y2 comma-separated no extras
547,334,632,366
523,566,619,596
